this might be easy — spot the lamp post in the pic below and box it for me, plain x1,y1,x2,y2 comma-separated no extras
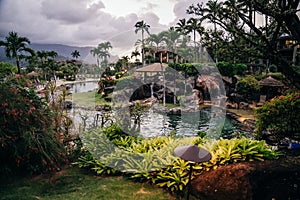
174,145,212,200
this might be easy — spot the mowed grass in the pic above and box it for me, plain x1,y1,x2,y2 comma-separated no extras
67,90,109,107
0,167,173,200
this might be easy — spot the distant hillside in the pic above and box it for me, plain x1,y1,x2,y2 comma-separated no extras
0,43,119,64
29,43,93,60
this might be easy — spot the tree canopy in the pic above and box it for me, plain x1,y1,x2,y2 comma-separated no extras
186,0,300,88
0,31,34,74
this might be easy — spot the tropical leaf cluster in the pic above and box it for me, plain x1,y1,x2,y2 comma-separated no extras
74,124,278,196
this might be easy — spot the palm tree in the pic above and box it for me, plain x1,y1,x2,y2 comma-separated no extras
0,31,34,74
91,41,112,71
131,50,141,62
99,41,112,68
176,19,195,62
120,55,130,70
146,32,165,51
134,20,150,66
71,50,80,60
186,18,204,62
99,50,111,72
163,27,182,53
176,19,188,34
36,50,57,80
90,47,101,68
200,0,223,62
99,41,112,52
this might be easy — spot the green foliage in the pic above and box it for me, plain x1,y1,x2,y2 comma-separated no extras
0,62,17,79
155,159,191,196
202,138,278,170
0,76,66,176
75,124,278,196
236,75,260,97
255,93,300,142
115,71,126,79
168,63,199,77
153,137,278,196
217,62,247,77
113,76,138,89
253,72,285,81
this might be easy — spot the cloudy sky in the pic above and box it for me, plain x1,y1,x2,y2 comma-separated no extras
0,0,203,57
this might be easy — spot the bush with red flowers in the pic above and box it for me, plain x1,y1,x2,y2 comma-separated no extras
255,92,300,143
0,76,66,176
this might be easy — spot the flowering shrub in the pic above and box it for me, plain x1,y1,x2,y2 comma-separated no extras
255,92,300,142
0,76,66,176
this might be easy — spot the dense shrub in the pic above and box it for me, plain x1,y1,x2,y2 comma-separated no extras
217,62,247,77
236,75,260,98
0,76,66,175
255,92,300,142
0,62,17,79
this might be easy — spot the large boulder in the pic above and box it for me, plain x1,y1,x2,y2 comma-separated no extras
191,154,300,200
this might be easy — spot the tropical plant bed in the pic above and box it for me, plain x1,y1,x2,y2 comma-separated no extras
191,149,300,200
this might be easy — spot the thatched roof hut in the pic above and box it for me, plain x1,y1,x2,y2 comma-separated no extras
259,76,284,100
259,76,284,87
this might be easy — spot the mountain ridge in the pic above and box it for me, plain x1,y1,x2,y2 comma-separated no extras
0,43,119,64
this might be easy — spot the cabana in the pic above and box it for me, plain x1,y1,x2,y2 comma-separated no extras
135,62,168,106
135,62,168,82
259,76,284,100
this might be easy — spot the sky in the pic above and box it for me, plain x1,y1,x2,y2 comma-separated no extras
0,0,203,57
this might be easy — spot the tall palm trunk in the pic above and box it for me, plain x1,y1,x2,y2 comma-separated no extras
193,30,197,63
142,29,145,66
13,47,21,74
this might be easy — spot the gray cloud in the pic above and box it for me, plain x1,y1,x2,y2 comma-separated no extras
41,0,105,24
172,0,204,22
0,0,196,55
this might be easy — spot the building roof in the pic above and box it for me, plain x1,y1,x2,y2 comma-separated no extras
135,63,168,72
259,76,284,87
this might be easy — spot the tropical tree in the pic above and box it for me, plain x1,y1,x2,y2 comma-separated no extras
91,41,112,72
36,50,58,80
187,0,300,88
163,27,182,54
134,20,150,66
176,18,204,62
194,0,223,62
90,47,101,68
186,18,204,62
146,32,165,51
120,55,130,70
131,50,141,62
175,18,188,35
0,31,34,74
71,50,80,59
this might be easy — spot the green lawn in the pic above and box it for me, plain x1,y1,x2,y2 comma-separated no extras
68,90,110,107
0,167,173,200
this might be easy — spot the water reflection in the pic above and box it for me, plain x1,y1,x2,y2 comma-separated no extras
70,106,250,139
68,81,99,93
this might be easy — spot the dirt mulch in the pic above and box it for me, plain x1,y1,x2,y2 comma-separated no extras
191,150,300,200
